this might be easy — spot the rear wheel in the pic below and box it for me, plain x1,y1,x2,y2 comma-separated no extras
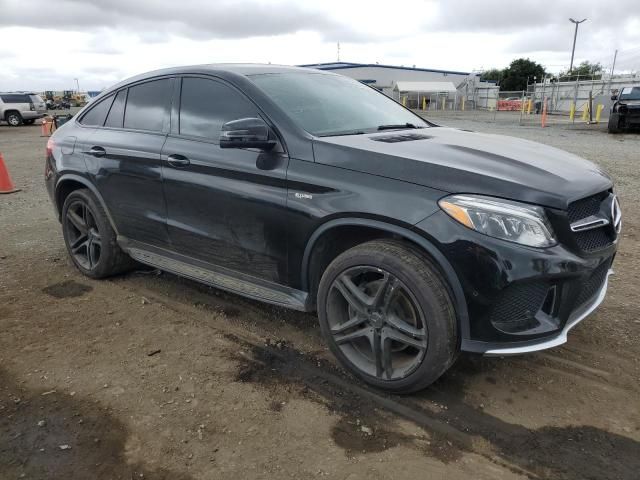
5,112,22,126
317,239,458,393
61,189,134,278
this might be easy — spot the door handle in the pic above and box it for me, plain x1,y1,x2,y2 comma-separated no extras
166,154,190,168
85,146,106,158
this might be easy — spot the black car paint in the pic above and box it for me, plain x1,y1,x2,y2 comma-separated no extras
45,64,617,351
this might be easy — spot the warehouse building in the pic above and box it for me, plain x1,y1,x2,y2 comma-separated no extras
300,61,496,110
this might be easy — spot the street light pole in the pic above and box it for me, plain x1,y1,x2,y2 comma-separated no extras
74,78,80,93
568,18,587,73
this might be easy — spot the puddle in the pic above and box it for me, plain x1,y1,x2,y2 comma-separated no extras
42,280,92,299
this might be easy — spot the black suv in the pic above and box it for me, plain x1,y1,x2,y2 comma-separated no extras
45,65,620,392
609,86,640,133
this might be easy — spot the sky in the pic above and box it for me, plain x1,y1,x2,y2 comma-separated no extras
1,0,640,91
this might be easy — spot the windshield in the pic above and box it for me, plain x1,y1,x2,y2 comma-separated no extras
251,72,429,136
619,87,640,101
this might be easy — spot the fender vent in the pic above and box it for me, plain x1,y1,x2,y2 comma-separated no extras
371,133,432,143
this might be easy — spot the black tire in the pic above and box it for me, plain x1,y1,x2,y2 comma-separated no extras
23,119,35,125
61,189,134,279
5,111,23,126
608,115,621,134
317,239,458,393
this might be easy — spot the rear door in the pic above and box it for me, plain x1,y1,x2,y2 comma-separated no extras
161,75,290,283
84,78,173,247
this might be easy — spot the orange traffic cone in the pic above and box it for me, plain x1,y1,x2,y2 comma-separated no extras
40,117,54,137
0,152,20,194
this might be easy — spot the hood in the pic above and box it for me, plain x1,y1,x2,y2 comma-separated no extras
312,127,612,210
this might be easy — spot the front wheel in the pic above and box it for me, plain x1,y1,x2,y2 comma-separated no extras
5,112,23,126
317,239,458,393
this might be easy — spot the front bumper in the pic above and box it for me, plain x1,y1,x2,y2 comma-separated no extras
415,210,617,354
481,269,612,355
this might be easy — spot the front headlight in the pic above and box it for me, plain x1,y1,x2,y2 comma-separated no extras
438,194,557,248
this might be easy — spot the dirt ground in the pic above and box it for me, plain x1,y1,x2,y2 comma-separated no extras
1,118,639,480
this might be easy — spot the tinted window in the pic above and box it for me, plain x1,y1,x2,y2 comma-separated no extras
105,89,127,128
124,79,170,132
251,73,428,136
80,95,114,126
179,77,259,140
1,94,30,103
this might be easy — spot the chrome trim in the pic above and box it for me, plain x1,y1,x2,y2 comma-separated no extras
611,195,622,234
483,269,613,356
570,216,609,232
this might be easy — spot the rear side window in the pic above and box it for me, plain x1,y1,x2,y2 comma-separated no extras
105,89,127,128
179,77,259,140
79,95,114,126
1,94,30,103
124,79,170,132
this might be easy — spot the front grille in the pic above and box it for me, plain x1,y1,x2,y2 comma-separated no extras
567,192,607,223
575,260,610,308
490,281,550,333
575,228,615,252
567,191,614,252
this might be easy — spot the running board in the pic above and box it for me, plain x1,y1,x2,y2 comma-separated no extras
120,239,309,311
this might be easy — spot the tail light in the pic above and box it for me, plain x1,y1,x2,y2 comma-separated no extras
46,137,55,157
30,102,35,111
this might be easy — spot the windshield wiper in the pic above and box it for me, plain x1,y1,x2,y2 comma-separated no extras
377,123,420,131
317,130,367,137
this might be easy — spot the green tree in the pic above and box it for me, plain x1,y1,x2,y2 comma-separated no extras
560,61,603,80
480,68,504,84
481,58,546,91
501,58,546,91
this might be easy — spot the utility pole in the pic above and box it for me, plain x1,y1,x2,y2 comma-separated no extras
74,78,80,93
607,49,618,93
569,18,587,73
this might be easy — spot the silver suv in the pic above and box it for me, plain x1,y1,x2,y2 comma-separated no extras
0,92,47,126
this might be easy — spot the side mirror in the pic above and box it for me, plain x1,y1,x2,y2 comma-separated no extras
611,95,618,101
220,117,276,151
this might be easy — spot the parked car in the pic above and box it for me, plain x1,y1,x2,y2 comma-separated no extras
45,65,620,392
608,86,640,133
0,92,47,126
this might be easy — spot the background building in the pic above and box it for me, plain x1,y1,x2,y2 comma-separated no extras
300,61,498,110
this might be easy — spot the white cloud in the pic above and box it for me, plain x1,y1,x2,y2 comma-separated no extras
0,0,638,91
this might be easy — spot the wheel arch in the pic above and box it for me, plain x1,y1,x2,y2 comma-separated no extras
301,217,469,340
55,174,119,234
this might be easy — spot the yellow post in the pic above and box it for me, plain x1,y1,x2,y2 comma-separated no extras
569,102,575,121
461,97,465,111
402,96,406,107
581,104,588,121
441,97,446,111
422,97,426,110
595,104,604,123
527,99,533,114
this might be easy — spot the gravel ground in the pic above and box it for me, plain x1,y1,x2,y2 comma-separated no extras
1,118,639,480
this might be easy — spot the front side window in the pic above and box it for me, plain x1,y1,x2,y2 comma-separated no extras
124,79,171,132
179,77,259,141
250,72,429,136
79,95,114,126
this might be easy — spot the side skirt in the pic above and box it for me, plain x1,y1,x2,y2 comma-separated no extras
118,237,310,312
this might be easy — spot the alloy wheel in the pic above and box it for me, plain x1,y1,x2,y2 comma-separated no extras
326,266,428,380
64,200,102,270
7,114,20,126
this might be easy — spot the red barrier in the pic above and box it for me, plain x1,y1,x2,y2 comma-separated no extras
497,100,523,111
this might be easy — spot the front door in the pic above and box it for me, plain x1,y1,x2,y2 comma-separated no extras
161,76,289,284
